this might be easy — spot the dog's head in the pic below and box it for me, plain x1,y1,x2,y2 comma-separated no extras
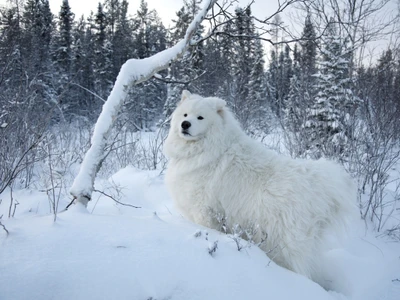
171,90,226,141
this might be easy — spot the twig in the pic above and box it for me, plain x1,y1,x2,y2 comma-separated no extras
0,216,9,235
65,198,75,210
70,83,106,103
208,240,218,256
94,189,141,208
152,71,207,85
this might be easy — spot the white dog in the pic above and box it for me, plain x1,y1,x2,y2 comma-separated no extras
164,90,356,282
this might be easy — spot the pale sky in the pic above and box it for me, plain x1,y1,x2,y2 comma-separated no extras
0,0,280,27
48,0,278,27
50,0,185,26
0,0,397,60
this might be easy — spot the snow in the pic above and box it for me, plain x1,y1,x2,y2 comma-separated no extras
1,166,400,300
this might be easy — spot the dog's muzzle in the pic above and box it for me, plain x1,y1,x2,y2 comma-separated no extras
181,121,191,130
181,121,192,136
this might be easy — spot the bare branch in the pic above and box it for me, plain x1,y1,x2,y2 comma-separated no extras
0,220,9,235
94,189,141,209
152,71,207,85
70,83,106,103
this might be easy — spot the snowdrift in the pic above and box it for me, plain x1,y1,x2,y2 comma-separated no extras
0,168,399,300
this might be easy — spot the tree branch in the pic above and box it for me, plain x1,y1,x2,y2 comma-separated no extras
94,189,141,209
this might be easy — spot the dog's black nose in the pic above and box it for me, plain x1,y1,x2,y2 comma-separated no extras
181,121,191,130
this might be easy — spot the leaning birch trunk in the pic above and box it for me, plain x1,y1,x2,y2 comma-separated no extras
70,0,216,207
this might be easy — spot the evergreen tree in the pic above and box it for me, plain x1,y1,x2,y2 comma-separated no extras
283,16,318,157
22,0,53,74
52,0,79,119
283,44,302,120
163,0,203,118
0,6,23,92
214,20,235,99
394,54,400,124
124,0,167,129
231,6,257,127
55,0,74,74
20,0,55,121
69,15,99,119
248,38,267,127
104,0,120,36
267,49,279,115
93,2,113,99
112,0,133,77
303,21,355,158
300,13,317,78
368,49,400,138
199,20,235,99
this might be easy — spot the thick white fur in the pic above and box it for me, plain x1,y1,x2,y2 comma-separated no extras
164,91,357,282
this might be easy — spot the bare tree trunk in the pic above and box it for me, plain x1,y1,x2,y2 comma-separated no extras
69,0,217,207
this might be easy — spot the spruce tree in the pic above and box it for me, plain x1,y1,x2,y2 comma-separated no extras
300,13,317,79
283,16,318,157
93,2,113,99
248,38,267,127
55,0,74,74
163,0,203,118
304,21,354,158
125,0,167,129
112,0,133,78
21,0,55,121
266,49,279,115
69,15,98,119
231,6,256,127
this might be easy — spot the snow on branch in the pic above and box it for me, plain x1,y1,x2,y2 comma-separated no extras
69,0,217,207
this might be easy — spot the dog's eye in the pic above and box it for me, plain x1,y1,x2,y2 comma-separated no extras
198,116,204,120
184,114,187,117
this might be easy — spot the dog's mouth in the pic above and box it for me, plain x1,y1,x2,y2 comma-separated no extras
181,130,191,136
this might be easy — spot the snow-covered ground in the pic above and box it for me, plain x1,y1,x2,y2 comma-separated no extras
1,166,399,300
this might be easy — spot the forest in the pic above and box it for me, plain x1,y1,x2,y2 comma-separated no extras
0,0,399,236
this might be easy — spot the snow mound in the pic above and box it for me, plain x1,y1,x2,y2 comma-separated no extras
1,168,399,300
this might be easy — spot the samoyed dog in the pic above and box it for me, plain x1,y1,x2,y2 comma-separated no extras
164,90,356,283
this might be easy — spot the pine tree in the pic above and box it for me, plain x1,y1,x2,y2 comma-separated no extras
21,0,55,121
231,6,257,127
267,49,279,115
248,38,268,127
55,0,74,74
124,0,167,129
300,13,317,79
199,20,235,99
104,0,120,36
394,55,400,125
288,14,317,109
69,15,99,119
214,20,235,99
92,2,113,99
283,16,318,157
0,6,23,92
275,44,293,114
163,0,203,118
112,0,133,78
303,21,354,158
368,49,400,138
266,16,294,119
22,0,53,74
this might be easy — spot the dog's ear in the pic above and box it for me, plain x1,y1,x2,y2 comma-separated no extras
214,98,226,113
180,90,192,104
